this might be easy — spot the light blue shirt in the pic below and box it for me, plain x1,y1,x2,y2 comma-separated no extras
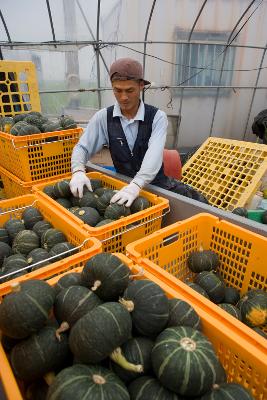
71,100,168,188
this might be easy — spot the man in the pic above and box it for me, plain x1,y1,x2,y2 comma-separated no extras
70,57,208,206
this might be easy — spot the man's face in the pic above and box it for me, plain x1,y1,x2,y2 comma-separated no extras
112,80,144,114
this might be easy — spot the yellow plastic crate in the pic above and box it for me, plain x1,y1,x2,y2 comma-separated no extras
0,60,41,116
181,137,267,211
0,194,102,295
33,172,170,253
0,165,70,198
126,213,267,337
0,254,266,400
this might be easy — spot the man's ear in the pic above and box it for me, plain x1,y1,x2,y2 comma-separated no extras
139,81,145,90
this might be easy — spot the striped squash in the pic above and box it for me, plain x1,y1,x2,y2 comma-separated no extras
12,230,40,255
54,272,83,294
41,228,66,251
199,382,254,399
104,203,131,220
120,280,169,337
128,376,179,400
22,207,43,229
237,289,267,327
46,364,130,400
168,298,202,330
218,303,242,320
152,326,222,397
53,180,71,198
194,271,225,303
69,302,132,363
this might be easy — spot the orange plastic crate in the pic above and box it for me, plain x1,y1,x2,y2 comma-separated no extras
126,213,267,337
0,194,102,295
181,137,267,211
0,128,83,181
0,254,266,400
33,171,170,253
0,165,70,198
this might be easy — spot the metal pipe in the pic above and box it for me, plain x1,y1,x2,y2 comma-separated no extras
96,0,101,109
0,9,12,49
0,40,267,50
143,0,157,102
38,85,267,94
45,0,57,48
175,0,208,149
209,0,258,138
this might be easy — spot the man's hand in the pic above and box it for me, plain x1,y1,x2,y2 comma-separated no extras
69,171,92,198
110,182,140,207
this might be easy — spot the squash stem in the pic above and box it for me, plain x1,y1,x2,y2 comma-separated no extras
93,374,106,385
129,267,144,279
110,347,143,373
55,321,70,341
91,280,101,291
43,371,56,386
119,298,135,312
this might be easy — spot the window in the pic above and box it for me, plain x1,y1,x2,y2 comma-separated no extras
175,30,235,95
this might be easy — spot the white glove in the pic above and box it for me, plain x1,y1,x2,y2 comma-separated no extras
110,182,140,207
69,171,92,198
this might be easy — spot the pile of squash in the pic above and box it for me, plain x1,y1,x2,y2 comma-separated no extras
0,112,77,136
186,247,267,338
0,206,77,283
43,178,150,227
0,252,254,399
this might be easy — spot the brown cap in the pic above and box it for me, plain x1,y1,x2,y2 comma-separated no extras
109,58,151,85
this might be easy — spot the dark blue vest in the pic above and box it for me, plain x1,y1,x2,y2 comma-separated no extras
106,103,171,187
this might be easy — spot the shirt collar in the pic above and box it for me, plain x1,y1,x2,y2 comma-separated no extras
113,100,145,121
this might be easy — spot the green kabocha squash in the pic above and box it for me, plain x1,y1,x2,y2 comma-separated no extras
81,253,131,301
10,121,29,136
46,364,130,400
151,326,222,397
0,227,10,244
13,113,28,123
21,207,43,229
251,326,267,339
199,382,254,400
95,218,114,227
96,190,116,215
24,115,46,130
43,185,56,198
10,322,70,381
194,271,225,303
79,191,98,208
218,303,242,320
90,179,103,191
237,289,267,327
59,115,77,129
54,272,83,294
2,254,28,272
188,247,219,273
223,286,240,305
130,196,150,214
0,334,21,353
0,242,12,268
53,180,71,198
55,197,72,208
48,242,76,262
12,230,40,255
120,279,169,337
128,376,180,400
73,207,101,226
70,195,80,207
0,279,55,338
54,285,102,327
4,219,25,240
32,220,52,238
110,337,154,383
27,248,50,269
0,266,26,283
104,203,131,220
69,302,132,363
94,187,109,197
41,228,66,251
2,116,14,133
232,207,248,217
167,298,202,330
41,122,62,133
185,282,210,298
16,123,41,136
68,206,80,214
28,111,43,118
